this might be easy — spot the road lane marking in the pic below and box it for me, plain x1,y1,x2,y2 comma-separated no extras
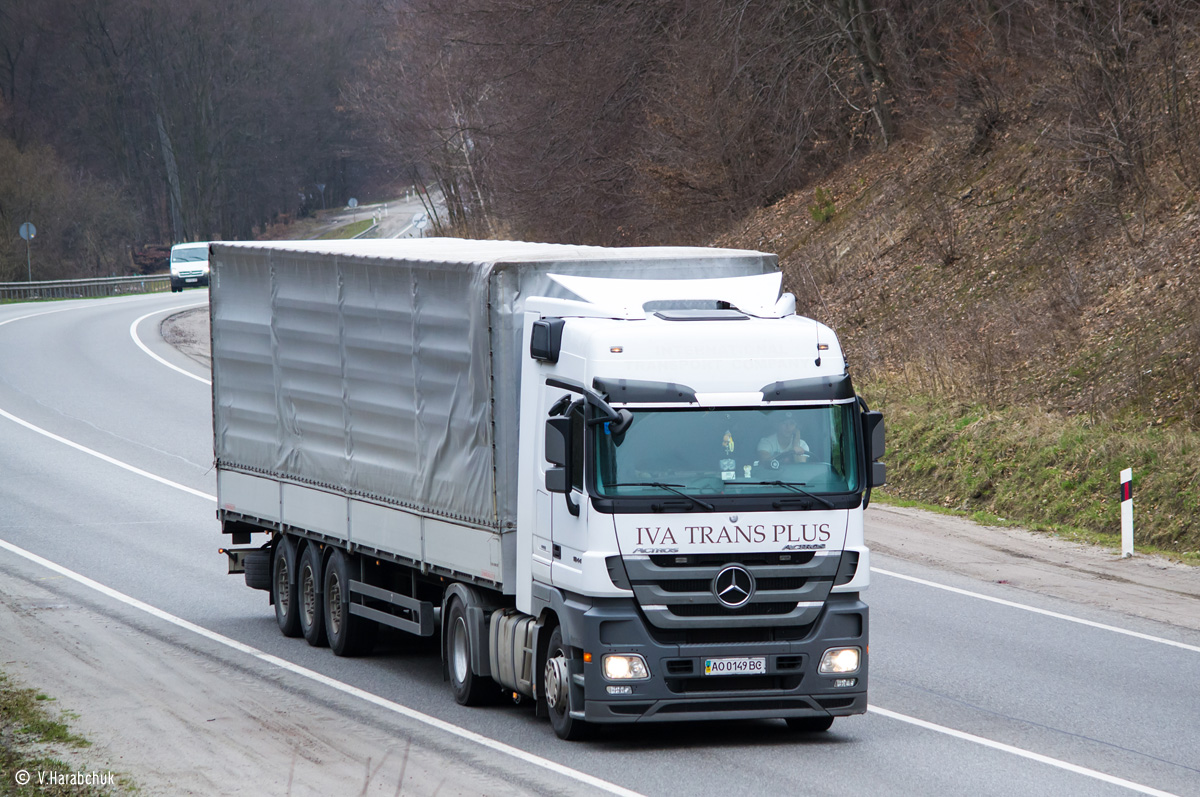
872,567,1200,654
0,537,643,797
0,406,216,503
0,305,90,327
868,706,1179,796
129,304,210,385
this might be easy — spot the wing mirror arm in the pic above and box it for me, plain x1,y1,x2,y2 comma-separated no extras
546,377,631,434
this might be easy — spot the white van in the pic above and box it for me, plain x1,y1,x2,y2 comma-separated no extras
169,242,210,292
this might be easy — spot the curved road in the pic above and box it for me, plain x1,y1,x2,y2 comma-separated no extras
1,293,1198,796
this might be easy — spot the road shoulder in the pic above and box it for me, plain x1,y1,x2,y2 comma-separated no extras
0,558,555,797
869,503,1200,633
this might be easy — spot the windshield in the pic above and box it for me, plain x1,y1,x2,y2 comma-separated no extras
171,247,208,264
593,404,860,498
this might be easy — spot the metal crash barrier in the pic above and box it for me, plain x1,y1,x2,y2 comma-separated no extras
0,275,172,302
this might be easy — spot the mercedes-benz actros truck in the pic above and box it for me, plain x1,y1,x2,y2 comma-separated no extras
214,238,884,740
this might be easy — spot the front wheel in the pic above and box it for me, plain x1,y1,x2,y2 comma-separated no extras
543,625,589,741
445,598,495,705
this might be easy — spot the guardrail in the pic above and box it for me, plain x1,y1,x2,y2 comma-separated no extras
0,275,172,302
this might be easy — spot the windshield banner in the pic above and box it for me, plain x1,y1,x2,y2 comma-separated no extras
613,510,847,555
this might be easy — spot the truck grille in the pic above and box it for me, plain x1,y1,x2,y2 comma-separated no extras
617,552,843,630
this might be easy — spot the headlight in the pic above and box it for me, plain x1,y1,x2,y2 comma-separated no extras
602,653,650,680
818,647,861,674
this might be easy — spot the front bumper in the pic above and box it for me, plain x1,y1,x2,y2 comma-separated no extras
567,593,868,724
170,273,209,289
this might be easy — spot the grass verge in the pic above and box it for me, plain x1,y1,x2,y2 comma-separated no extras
317,219,374,239
865,380,1200,563
0,672,131,796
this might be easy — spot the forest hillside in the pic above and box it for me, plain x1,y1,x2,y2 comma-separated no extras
716,100,1200,556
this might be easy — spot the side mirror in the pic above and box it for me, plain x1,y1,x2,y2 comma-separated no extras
545,417,570,467
862,411,886,488
530,318,566,363
546,466,570,494
863,411,884,461
608,408,633,437
544,417,572,495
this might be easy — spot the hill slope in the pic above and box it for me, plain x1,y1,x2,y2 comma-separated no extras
715,110,1200,557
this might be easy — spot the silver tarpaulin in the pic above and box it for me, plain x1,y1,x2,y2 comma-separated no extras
209,239,777,530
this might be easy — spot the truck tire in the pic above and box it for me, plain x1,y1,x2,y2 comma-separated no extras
272,536,302,638
298,543,328,647
785,715,835,733
324,548,375,657
243,548,271,592
446,597,495,706
543,625,589,741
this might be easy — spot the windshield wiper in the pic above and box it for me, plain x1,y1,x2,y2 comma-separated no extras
606,482,715,511
740,481,834,509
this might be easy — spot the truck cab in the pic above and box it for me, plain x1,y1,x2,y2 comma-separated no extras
513,272,884,738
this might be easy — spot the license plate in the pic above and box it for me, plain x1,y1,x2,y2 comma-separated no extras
704,656,766,676
185,278,198,283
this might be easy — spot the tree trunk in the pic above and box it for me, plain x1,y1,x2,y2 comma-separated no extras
155,109,186,242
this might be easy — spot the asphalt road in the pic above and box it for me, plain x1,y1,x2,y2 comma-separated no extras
1,292,1197,796
316,190,441,239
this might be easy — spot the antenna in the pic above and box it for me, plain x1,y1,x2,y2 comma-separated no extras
813,318,822,366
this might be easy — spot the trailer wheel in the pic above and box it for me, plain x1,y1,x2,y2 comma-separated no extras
446,598,494,706
544,625,589,741
324,548,375,657
785,715,835,733
272,536,301,638
298,543,327,647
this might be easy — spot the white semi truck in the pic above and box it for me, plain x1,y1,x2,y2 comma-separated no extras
214,238,885,740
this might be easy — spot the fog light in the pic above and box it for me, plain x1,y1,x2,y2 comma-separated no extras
602,653,650,680
607,685,633,695
819,647,861,674
833,678,858,688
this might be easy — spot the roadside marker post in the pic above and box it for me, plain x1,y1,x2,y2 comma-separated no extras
1120,467,1133,558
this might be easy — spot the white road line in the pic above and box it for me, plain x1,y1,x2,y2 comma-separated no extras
867,706,1179,796
872,567,1200,654
0,305,86,327
129,304,210,385
0,537,644,797
0,406,216,502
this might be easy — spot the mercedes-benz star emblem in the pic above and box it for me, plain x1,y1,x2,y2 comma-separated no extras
713,565,755,608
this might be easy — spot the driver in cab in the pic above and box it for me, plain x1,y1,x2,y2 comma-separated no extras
757,411,810,469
